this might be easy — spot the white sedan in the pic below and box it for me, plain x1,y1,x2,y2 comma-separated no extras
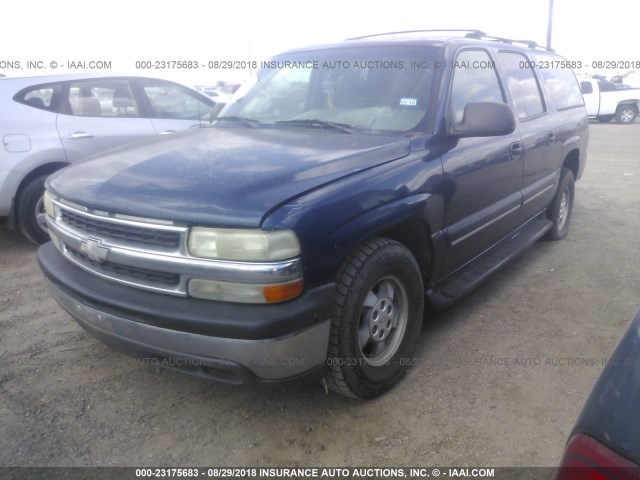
0,73,215,243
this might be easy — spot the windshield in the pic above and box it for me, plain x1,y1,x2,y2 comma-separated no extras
220,46,440,134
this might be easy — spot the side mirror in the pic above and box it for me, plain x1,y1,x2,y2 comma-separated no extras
450,102,516,138
209,102,227,123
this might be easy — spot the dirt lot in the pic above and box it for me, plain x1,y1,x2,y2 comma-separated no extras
1,123,639,469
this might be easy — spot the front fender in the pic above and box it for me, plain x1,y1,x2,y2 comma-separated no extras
263,153,446,287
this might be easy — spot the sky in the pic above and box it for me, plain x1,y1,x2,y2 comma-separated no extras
2,0,638,86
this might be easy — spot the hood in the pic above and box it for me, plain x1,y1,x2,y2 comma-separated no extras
47,126,411,227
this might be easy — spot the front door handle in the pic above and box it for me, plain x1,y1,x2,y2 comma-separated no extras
547,131,556,146
67,132,93,139
510,141,523,159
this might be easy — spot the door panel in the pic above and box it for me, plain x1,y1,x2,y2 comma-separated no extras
519,117,556,219
56,78,157,162
57,115,157,162
497,51,554,220
148,118,206,136
441,134,523,274
441,48,524,275
521,170,558,215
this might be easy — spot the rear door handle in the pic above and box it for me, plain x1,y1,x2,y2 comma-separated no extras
510,141,523,159
67,132,93,139
160,130,176,135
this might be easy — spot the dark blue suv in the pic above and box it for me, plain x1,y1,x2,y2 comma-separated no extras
37,30,588,399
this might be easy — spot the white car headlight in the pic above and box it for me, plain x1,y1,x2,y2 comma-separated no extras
43,190,55,218
188,228,300,261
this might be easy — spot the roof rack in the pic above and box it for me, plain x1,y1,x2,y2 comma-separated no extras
345,29,555,52
465,32,556,52
346,29,487,40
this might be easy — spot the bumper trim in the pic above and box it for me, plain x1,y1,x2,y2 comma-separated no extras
38,242,335,340
46,279,331,382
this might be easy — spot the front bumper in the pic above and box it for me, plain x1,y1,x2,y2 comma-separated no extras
38,242,335,384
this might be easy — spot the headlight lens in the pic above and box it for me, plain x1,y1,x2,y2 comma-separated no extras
188,228,300,261
43,191,55,218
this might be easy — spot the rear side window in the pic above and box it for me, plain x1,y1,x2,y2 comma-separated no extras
450,49,505,124
534,54,584,110
580,82,593,94
66,79,140,117
14,83,62,112
498,52,545,119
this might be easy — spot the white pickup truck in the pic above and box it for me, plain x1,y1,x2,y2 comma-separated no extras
580,79,640,123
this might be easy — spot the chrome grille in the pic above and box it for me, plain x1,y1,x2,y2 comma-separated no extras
61,209,181,249
66,246,180,287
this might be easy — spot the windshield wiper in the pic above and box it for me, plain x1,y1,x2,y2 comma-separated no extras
275,119,353,133
214,116,261,127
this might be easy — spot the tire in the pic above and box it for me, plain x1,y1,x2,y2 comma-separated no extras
545,167,575,241
596,115,614,123
17,175,50,245
325,238,424,399
615,105,637,124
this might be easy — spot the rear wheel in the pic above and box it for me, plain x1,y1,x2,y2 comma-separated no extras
17,175,50,245
615,105,637,124
325,238,424,399
545,167,575,241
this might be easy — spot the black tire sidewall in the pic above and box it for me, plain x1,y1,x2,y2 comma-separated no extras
336,242,424,397
546,168,575,240
17,175,49,244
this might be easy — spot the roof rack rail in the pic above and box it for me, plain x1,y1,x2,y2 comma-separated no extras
346,29,487,41
345,29,556,52
466,32,556,52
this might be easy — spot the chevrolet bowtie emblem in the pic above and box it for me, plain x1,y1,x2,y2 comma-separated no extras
80,237,109,263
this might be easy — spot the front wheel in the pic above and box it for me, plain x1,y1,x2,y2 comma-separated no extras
17,175,50,245
325,238,424,399
545,167,575,241
615,105,637,124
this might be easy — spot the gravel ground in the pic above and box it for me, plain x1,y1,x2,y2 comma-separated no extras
1,122,639,470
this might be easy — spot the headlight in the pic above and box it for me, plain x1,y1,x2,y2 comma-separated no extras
43,191,55,218
188,228,300,261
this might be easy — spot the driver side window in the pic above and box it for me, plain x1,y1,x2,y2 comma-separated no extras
141,81,211,120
